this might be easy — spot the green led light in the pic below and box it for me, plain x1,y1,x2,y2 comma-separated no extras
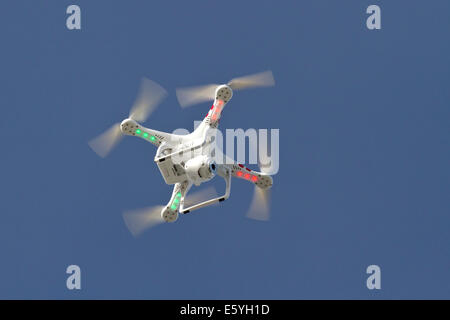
173,198,179,204
135,129,142,135
176,192,182,198
150,135,156,142
143,132,148,138
171,204,177,210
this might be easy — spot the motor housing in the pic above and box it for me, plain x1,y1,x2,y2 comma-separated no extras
161,207,178,223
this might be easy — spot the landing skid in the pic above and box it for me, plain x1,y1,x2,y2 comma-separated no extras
180,165,231,214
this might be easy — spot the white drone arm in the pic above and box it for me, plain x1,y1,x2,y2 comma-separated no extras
224,163,273,189
120,118,183,148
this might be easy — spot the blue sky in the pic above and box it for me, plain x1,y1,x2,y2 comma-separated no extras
0,1,449,299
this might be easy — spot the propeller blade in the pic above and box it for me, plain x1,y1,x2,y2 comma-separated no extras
228,70,275,90
183,186,218,208
122,205,165,237
88,123,123,158
246,187,271,221
129,78,167,122
246,140,273,221
176,84,218,107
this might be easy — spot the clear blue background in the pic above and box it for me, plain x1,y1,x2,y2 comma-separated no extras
0,0,449,299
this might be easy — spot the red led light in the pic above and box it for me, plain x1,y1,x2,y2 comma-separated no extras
244,173,251,180
236,171,243,177
251,176,258,182
210,105,214,110
238,164,244,168
246,167,251,172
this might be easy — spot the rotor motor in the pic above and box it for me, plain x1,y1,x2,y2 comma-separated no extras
161,207,178,223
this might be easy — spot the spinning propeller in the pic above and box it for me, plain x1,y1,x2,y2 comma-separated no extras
88,78,167,157
176,70,275,108
122,187,218,237
219,149,273,222
246,165,272,221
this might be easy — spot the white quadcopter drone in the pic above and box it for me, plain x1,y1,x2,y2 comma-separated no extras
89,71,275,236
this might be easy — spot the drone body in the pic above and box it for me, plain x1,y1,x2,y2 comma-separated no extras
89,71,275,235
